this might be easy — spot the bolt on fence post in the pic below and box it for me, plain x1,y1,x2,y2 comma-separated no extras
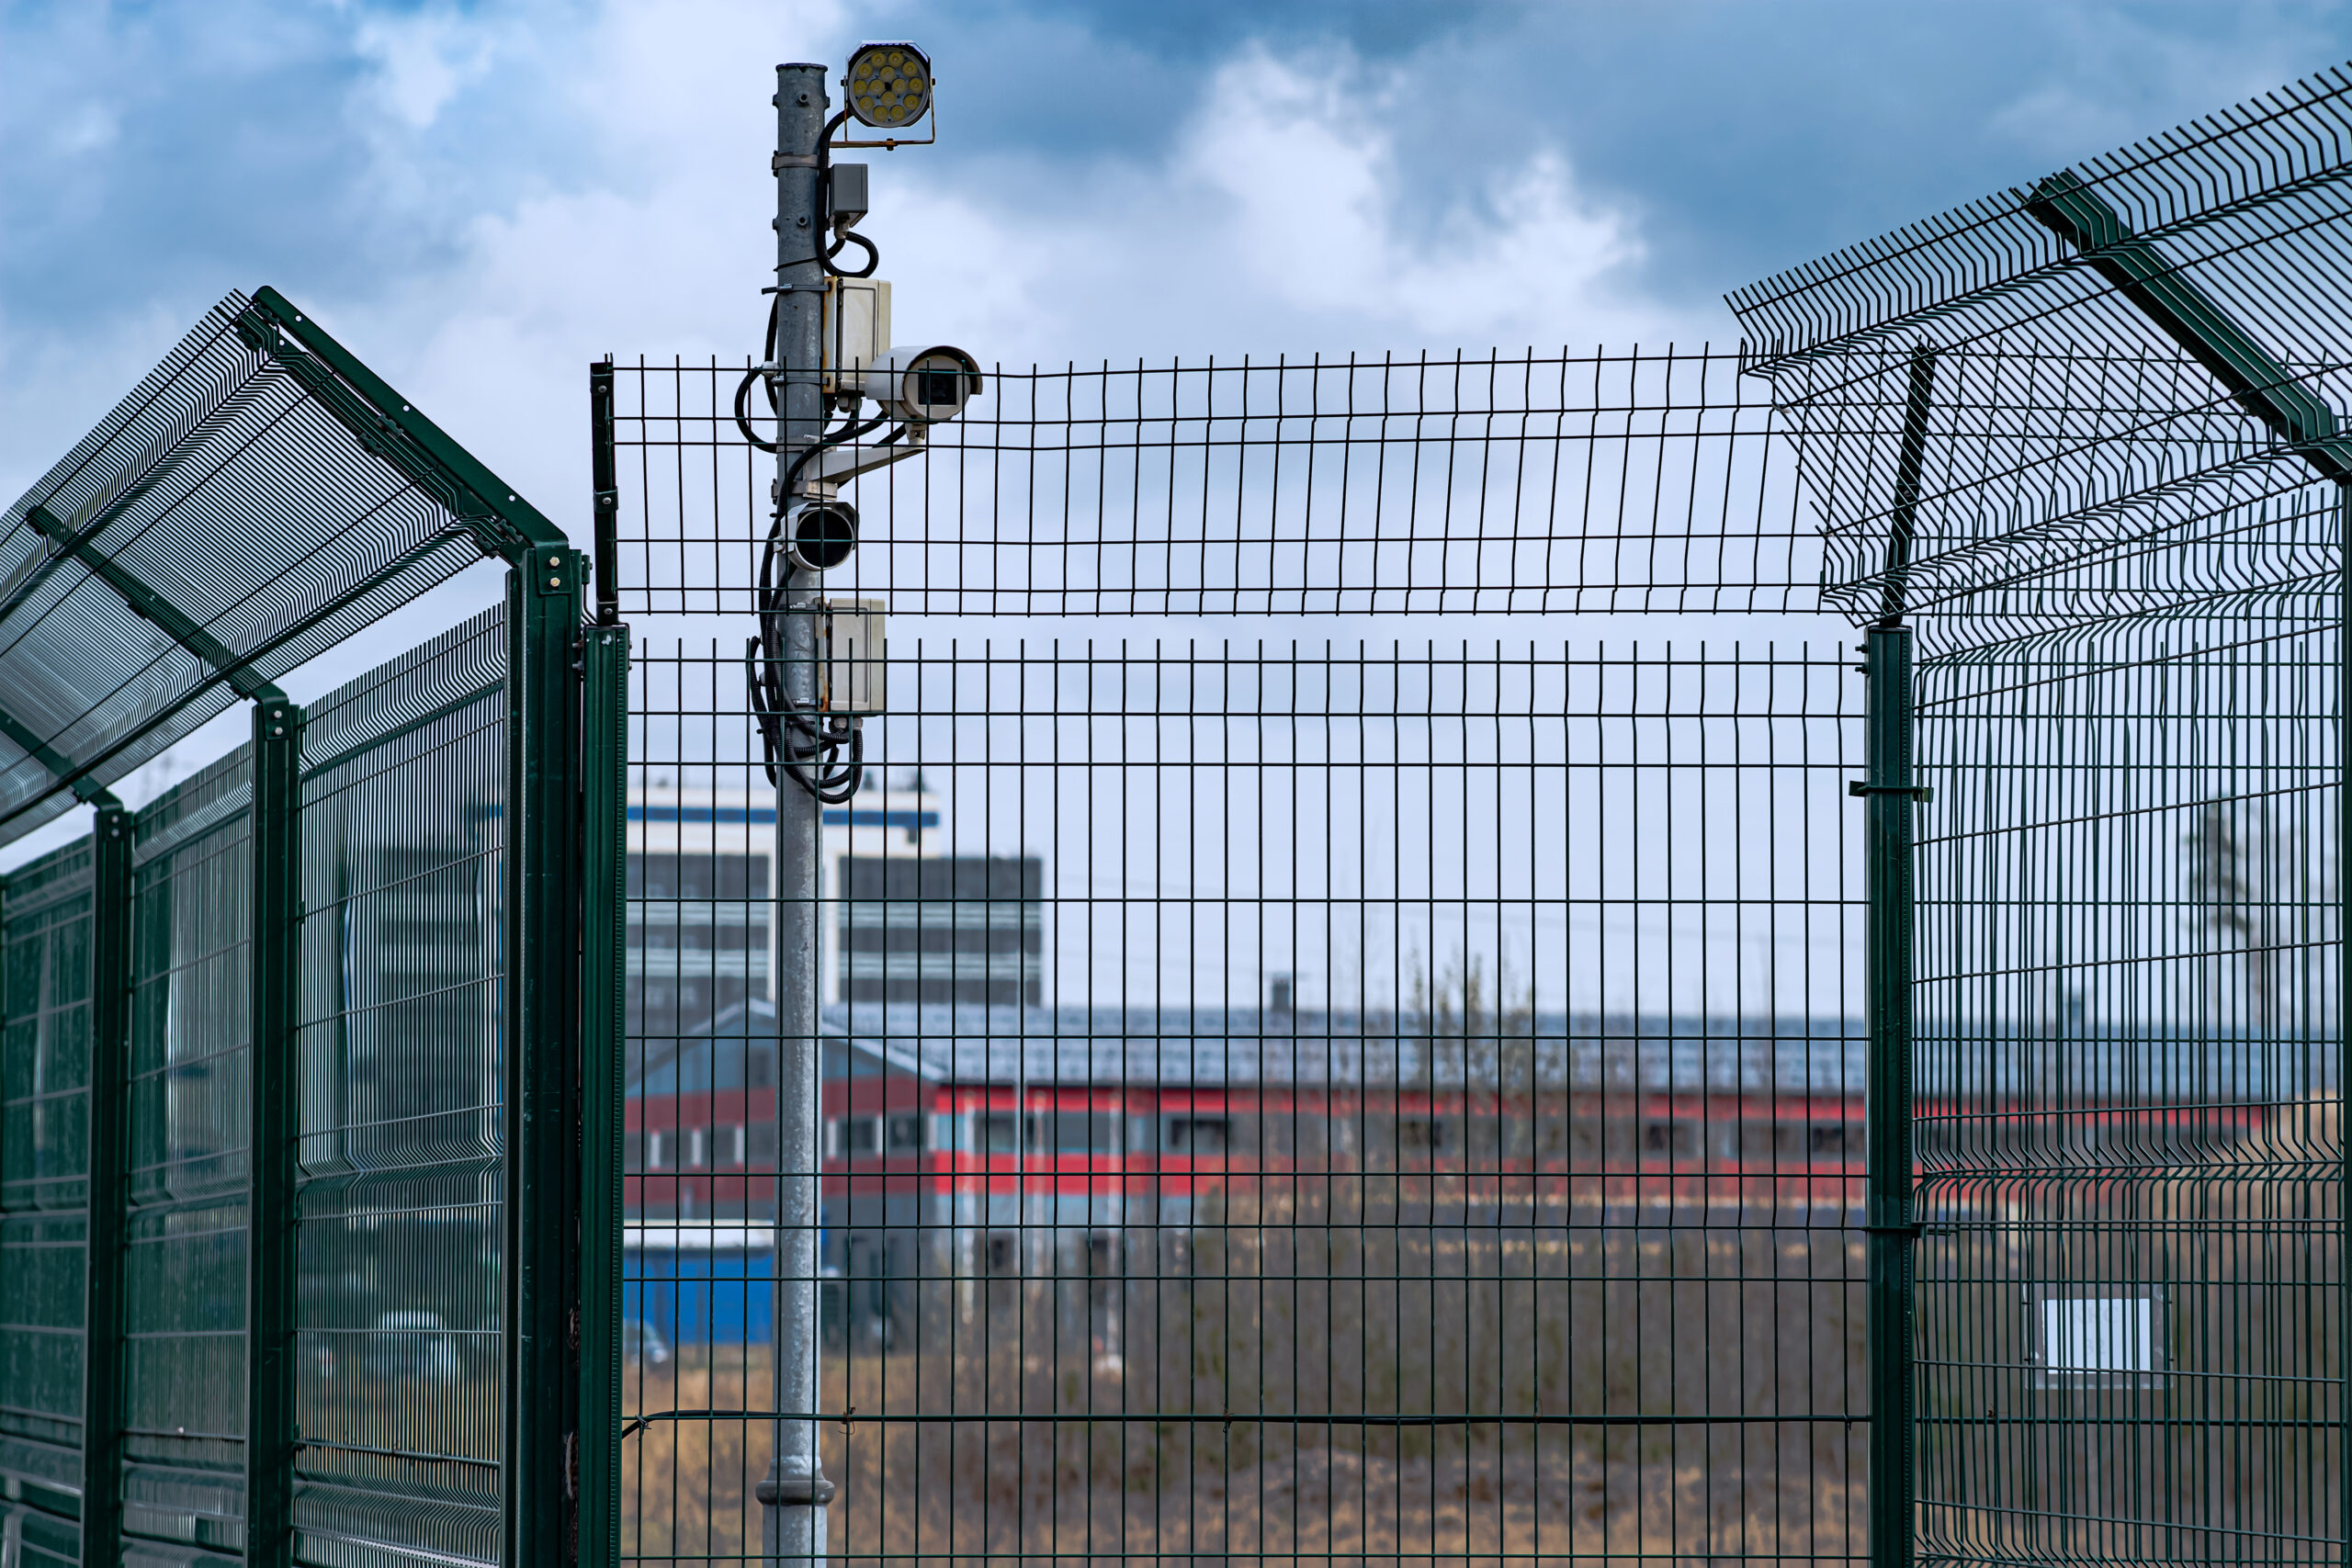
1861,622,1918,1568
760,58,837,1568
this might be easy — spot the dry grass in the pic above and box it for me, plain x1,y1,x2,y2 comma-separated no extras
622,1194,1866,1566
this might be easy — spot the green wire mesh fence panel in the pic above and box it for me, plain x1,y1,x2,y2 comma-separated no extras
0,283,604,1565
1908,609,2343,1562
615,636,1871,1566
610,347,1818,621
291,607,511,1568
0,842,96,1565
1724,60,2352,1566
122,749,256,1558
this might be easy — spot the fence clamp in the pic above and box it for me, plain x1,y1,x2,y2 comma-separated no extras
1849,781,1932,803
756,1474,837,1507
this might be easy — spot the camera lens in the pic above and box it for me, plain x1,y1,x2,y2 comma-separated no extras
791,502,858,570
917,369,961,408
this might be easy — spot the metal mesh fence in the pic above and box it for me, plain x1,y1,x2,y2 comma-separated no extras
1724,57,2352,1568
0,840,96,1567
612,348,1818,621
0,286,611,1568
0,593,619,1568
289,605,513,1567
122,745,254,1555
612,351,1883,1565
1907,578,2344,1560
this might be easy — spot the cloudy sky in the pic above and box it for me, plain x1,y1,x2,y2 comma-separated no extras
5,0,2351,891
11,2,2351,505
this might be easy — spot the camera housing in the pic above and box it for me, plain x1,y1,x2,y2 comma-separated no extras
857,345,984,423
785,498,860,572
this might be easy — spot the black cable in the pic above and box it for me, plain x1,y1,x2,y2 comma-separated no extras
747,413,899,797
824,229,879,279
733,367,778,454
741,107,888,797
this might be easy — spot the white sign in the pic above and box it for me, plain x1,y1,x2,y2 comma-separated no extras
2041,1295,2156,1378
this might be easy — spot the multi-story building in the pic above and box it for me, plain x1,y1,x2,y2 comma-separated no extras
626,775,1043,1051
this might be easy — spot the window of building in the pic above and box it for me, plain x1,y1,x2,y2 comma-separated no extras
1042,1111,1121,1154
887,1112,924,1153
1643,1121,1699,1159
1163,1116,1231,1155
842,1117,881,1156
1396,1116,1449,1154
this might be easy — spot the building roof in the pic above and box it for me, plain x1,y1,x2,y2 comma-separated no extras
629,999,2335,1106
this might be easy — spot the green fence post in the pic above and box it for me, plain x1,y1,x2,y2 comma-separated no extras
2340,480,2350,1560
79,803,132,1568
246,697,303,1568
580,621,628,1568
505,546,585,1565
1861,624,1918,1568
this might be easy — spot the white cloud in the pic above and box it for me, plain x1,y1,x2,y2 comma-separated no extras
353,10,501,130
1173,48,1657,346
849,43,1688,367
50,101,119,155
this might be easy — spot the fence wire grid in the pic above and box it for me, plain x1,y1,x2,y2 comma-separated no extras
609,141,2349,1556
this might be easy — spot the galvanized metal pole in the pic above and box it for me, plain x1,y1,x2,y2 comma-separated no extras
1861,623,1917,1568
760,58,835,1567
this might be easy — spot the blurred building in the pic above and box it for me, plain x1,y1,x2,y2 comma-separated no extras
627,773,1042,1043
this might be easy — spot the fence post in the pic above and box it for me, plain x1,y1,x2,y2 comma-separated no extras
2340,480,2350,1556
1862,623,1917,1568
592,358,622,630
246,696,303,1568
580,620,630,1568
78,803,131,1568
505,549,586,1565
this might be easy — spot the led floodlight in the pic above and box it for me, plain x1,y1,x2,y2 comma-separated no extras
846,43,932,130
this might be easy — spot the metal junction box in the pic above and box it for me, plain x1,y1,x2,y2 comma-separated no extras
821,277,891,398
817,598,886,715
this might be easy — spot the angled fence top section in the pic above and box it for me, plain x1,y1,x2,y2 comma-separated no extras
1726,62,2352,367
1724,64,2352,639
0,286,566,846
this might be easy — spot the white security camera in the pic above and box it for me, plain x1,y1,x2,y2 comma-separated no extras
858,345,983,423
785,498,859,571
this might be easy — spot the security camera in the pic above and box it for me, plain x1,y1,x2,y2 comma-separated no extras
858,345,983,423
785,498,859,571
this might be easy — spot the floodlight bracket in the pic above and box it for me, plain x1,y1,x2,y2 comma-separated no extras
2025,170,2352,484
